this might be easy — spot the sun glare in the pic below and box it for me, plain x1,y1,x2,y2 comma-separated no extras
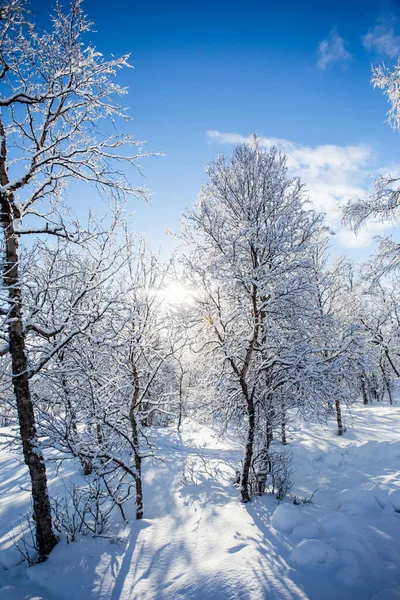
158,281,192,306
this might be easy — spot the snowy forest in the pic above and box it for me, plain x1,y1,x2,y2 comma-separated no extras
0,1,399,599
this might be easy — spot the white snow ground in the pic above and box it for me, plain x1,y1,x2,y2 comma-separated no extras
0,405,400,599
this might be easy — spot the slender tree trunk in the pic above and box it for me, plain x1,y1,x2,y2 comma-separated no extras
177,371,184,433
384,348,400,379
369,373,379,402
360,374,368,405
266,404,275,447
130,412,143,519
281,409,287,445
0,116,56,559
227,282,260,503
335,398,344,436
241,407,255,503
380,362,393,406
0,195,56,559
256,422,274,496
240,379,255,503
129,353,143,519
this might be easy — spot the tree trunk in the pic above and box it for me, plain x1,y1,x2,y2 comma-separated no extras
281,411,287,445
335,398,344,436
266,404,275,447
256,425,274,496
0,192,56,560
369,373,379,402
129,410,143,519
129,355,143,519
360,374,368,405
380,362,393,406
240,387,255,503
177,371,184,433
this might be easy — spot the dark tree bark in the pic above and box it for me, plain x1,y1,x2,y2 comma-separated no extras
360,374,368,405
335,398,344,436
369,372,380,402
130,410,143,520
0,118,56,560
177,370,184,433
239,280,262,503
266,405,275,448
209,302,258,504
239,279,263,503
380,362,393,405
240,393,255,503
129,355,143,520
281,411,287,445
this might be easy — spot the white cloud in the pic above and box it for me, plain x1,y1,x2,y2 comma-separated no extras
316,29,350,70
336,220,394,248
363,14,400,58
206,130,396,249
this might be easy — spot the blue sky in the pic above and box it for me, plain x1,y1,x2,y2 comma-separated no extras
36,0,400,260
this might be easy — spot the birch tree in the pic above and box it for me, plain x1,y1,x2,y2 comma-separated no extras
0,0,151,558
181,138,326,502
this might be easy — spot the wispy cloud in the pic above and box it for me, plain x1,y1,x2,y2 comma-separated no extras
363,14,400,58
316,29,350,70
206,130,396,249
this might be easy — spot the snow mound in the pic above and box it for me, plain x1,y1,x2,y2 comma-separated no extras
353,440,400,463
270,503,302,533
339,487,380,514
291,539,334,565
336,564,360,586
330,534,372,561
323,452,344,468
297,444,324,463
292,524,320,539
320,512,353,536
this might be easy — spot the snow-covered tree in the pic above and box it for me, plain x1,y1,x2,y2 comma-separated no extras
343,58,400,273
103,241,184,518
354,277,400,405
0,0,151,558
181,137,328,502
308,241,367,434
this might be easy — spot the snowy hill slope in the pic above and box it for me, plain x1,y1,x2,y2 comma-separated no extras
0,405,400,600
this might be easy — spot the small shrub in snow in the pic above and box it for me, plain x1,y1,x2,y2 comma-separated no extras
10,513,39,566
181,452,223,486
291,489,319,505
269,448,294,501
250,444,293,500
52,479,115,542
